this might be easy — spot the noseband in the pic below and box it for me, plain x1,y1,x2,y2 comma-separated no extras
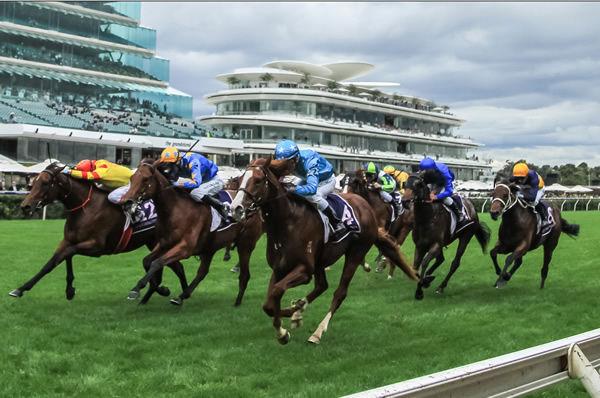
491,183,527,214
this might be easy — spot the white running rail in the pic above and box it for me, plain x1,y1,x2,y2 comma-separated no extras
345,328,600,398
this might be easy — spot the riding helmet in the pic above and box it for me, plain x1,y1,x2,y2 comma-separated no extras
419,157,436,170
274,140,300,160
513,162,529,177
160,146,182,163
365,162,379,174
75,159,96,172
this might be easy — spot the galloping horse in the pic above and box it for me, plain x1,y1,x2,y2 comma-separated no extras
403,173,491,300
490,179,580,288
230,158,418,345
122,162,263,306
343,169,414,278
11,162,188,303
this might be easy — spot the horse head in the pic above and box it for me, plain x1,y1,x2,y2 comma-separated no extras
402,173,430,203
490,179,519,220
230,157,291,221
21,162,68,217
342,169,368,195
122,163,163,213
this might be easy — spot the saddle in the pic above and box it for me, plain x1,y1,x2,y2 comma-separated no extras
209,190,235,232
317,194,361,243
442,196,473,236
533,201,555,237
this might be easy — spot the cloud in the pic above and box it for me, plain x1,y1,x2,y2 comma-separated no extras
141,2,600,166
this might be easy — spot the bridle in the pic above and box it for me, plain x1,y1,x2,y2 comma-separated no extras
237,164,273,215
491,183,528,215
32,167,94,212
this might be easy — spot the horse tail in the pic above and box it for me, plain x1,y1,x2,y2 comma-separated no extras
374,228,418,281
475,221,491,254
560,218,580,238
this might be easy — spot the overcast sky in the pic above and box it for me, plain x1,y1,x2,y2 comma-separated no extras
141,2,600,167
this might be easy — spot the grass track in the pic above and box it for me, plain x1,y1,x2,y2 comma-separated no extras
1,212,596,397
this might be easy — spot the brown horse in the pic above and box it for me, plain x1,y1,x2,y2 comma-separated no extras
230,157,418,345
11,162,188,304
489,180,580,288
122,162,263,306
403,173,491,300
342,169,414,278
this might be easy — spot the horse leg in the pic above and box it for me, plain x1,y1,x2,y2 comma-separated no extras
233,244,253,307
10,240,97,298
223,244,232,262
422,253,445,288
65,256,75,300
436,236,470,295
281,266,329,329
308,249,363,344
165,260,188,294
140,266,166,305
540,238,558,289
495,243,527,289
170,252,215,306
490,242,502,276
263,265,311,345
415,245,441,300
129,244,187,300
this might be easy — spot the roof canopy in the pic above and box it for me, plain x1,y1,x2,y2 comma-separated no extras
0,154,30,173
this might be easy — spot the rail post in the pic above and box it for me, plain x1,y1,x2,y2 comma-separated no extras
561,200,567,212
574,199,580,211
481,198,489,213
42,205,47,221
568,343,600,397
586,199,592,211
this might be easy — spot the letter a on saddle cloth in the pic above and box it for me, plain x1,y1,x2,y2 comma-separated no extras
317,194,361,244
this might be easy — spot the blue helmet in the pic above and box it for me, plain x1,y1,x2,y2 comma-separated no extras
419,157,436,171
274,140,300,160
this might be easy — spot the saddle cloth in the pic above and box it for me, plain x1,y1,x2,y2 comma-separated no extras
210,190,236,232
536,201,556,237
318,193,361,244
114,199,158,254
442,196,473,237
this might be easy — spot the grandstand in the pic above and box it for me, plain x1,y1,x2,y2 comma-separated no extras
0,2,239,167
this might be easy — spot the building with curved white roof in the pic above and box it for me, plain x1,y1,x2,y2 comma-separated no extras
198,60,490,179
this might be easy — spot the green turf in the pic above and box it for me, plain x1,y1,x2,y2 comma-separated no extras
1,212,596,397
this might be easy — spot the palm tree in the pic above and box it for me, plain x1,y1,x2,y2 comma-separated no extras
442,105,450,113
327,80,340,91
392,93,400,101
260,73,274,82
348,84,358,96
226,76,240,87
300,73,311,87
372,89,382,98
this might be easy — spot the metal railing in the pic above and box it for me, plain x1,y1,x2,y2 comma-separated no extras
474,197,600,213
345,328,600,398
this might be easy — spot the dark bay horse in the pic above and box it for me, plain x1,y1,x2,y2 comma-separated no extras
343,169,414,278
490,180,580,288
230,158,418,345
403,174,491,300
122,162,263,306
11,162,188,304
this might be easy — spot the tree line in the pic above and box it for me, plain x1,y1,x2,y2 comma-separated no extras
497,160,600,186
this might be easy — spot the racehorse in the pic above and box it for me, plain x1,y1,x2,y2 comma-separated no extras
12,162,188,304
403,173,491,300
342,169,414,278
122,162,263,306
230,157,418,345
489,179,580,288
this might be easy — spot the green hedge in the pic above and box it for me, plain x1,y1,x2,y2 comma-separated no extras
0,194,65,219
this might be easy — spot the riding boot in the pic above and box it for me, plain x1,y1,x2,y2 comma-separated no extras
201,195,230,220
391,198,403,217
322,205,347,241
535,202,548,226
449,201,466,226
132,207,145,223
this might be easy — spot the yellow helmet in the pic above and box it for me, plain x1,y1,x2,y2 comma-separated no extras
513,162,529,177
160,146,181,163
383,165,396,174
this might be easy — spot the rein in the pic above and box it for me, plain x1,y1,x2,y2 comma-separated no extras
39,168,92,211
237,164,289,215
67,185,93,212
492,183,529,214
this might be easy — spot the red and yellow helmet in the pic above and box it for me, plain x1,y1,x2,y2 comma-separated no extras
513,162,529,177
160,147,182,163
75,159,96,172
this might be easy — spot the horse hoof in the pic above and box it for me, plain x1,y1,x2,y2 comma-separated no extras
435,287,444,295
66,287,76,300
375,266,383,273
278,330,291,345
9,289,22,298
224,253,231,262
495,279,507,289
230,266,240,273
387,275,392,280
362,263,371,272
291,319,303,329
415,290,424,300
127,291,140,300
422,275,435,288
157,286,170,297
307,335,320,344
170,297,183,306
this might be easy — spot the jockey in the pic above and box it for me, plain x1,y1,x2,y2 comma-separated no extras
510,162,547,224
274,140,346,240
62,159,133,205
160,147,229,219
383,165,409,194
419,157,466,225
365,162,402,216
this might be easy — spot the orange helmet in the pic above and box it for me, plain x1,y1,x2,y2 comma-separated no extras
513,162,529,177
75,159,96,172
160,147,182,163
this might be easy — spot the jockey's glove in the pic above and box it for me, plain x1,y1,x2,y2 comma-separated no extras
61,166,71,174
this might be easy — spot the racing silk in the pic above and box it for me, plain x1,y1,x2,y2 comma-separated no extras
423,161,455,199
510,170,543,202
377,170,396,193
293,149,334,196
177,152,218,188
69,159,133,189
